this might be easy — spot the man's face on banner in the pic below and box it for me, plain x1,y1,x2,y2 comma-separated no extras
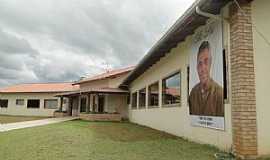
197,48,211,86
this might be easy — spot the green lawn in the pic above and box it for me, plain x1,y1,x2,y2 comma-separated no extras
0,120,269,160
0,115,48,124
0,120,220,160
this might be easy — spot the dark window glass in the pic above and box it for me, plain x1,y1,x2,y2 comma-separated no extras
80,97,86,112
16,99,24,106
127,94,130,105
162,72,181,105
139,88,146,108
187,66,190,104
131,92,137,109
27,99,40,108
92,95,96,112
44,99,58,109
223,49,228,100
148,82,159,107
0,99,8,108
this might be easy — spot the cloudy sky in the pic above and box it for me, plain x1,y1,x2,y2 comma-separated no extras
0,0,195,88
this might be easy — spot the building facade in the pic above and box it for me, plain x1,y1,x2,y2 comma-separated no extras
120,0,270,159
57,66,133,120
0,0,269,159
0,83,77,117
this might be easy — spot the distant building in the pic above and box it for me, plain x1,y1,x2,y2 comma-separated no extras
56,66,134,119
0,83,78,116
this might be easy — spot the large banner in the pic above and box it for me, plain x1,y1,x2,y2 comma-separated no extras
188,20,224,130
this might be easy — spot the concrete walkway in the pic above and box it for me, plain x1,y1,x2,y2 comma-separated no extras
0,117,78,132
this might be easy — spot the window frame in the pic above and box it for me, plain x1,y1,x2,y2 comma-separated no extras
0,99,8,108
27,99,40,109
162,70,181,107
148,81,159,108
44,99,58,109
138,87,146,109
16,99,25,106
223,48,230,104
131,91,138,109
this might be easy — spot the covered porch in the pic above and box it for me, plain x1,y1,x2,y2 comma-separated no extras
55,88,129,121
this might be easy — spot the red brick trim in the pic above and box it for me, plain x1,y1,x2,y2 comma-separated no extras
229,1,258,159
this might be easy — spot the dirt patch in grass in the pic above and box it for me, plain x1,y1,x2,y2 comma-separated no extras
89,122,178,142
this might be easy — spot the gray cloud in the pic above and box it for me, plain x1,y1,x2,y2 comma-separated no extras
0,0,195,87
0,30,39,86
0,30,38,55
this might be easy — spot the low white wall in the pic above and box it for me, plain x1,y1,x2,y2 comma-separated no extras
129,104,232,150
0,93,64,117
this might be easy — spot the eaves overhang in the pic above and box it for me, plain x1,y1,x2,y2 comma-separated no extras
120,0,231,88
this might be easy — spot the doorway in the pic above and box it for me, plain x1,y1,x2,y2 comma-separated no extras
80,97,86,113
98,95,105,113
69,98,73,116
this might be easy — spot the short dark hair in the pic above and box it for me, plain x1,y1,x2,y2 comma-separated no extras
198,41,210,54
197,41,211,62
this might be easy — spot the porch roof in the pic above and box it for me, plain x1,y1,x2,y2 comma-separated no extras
55,87,129,97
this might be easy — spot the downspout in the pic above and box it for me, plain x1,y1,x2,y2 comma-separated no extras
195,6,223,21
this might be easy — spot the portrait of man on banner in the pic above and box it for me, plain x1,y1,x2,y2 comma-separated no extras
188,20,225,130
189,41,224,117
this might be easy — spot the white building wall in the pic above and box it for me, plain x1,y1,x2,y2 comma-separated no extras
0,93,64,117
106,94,128,118
108,73,130,88
252,0,270,156
79,79,109,90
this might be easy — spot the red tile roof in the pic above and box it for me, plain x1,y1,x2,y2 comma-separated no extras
0,82,79,93
74,66,134,84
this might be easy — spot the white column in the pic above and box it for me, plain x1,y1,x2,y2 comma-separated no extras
90,94,93,112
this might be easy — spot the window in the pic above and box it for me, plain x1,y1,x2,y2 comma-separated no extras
63,98,67,104
131,92,137,109
93,95,96,111
127,94,130,105
187,66,190,104
0,99,8,108
80,97,87,112
148,82,159,107
223,49,228,100
162,72,181,105
16,99,24,106
27,99,40,108
139,88,146,108
44,99,58,109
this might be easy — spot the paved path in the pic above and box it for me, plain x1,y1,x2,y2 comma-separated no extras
0,117,78,132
